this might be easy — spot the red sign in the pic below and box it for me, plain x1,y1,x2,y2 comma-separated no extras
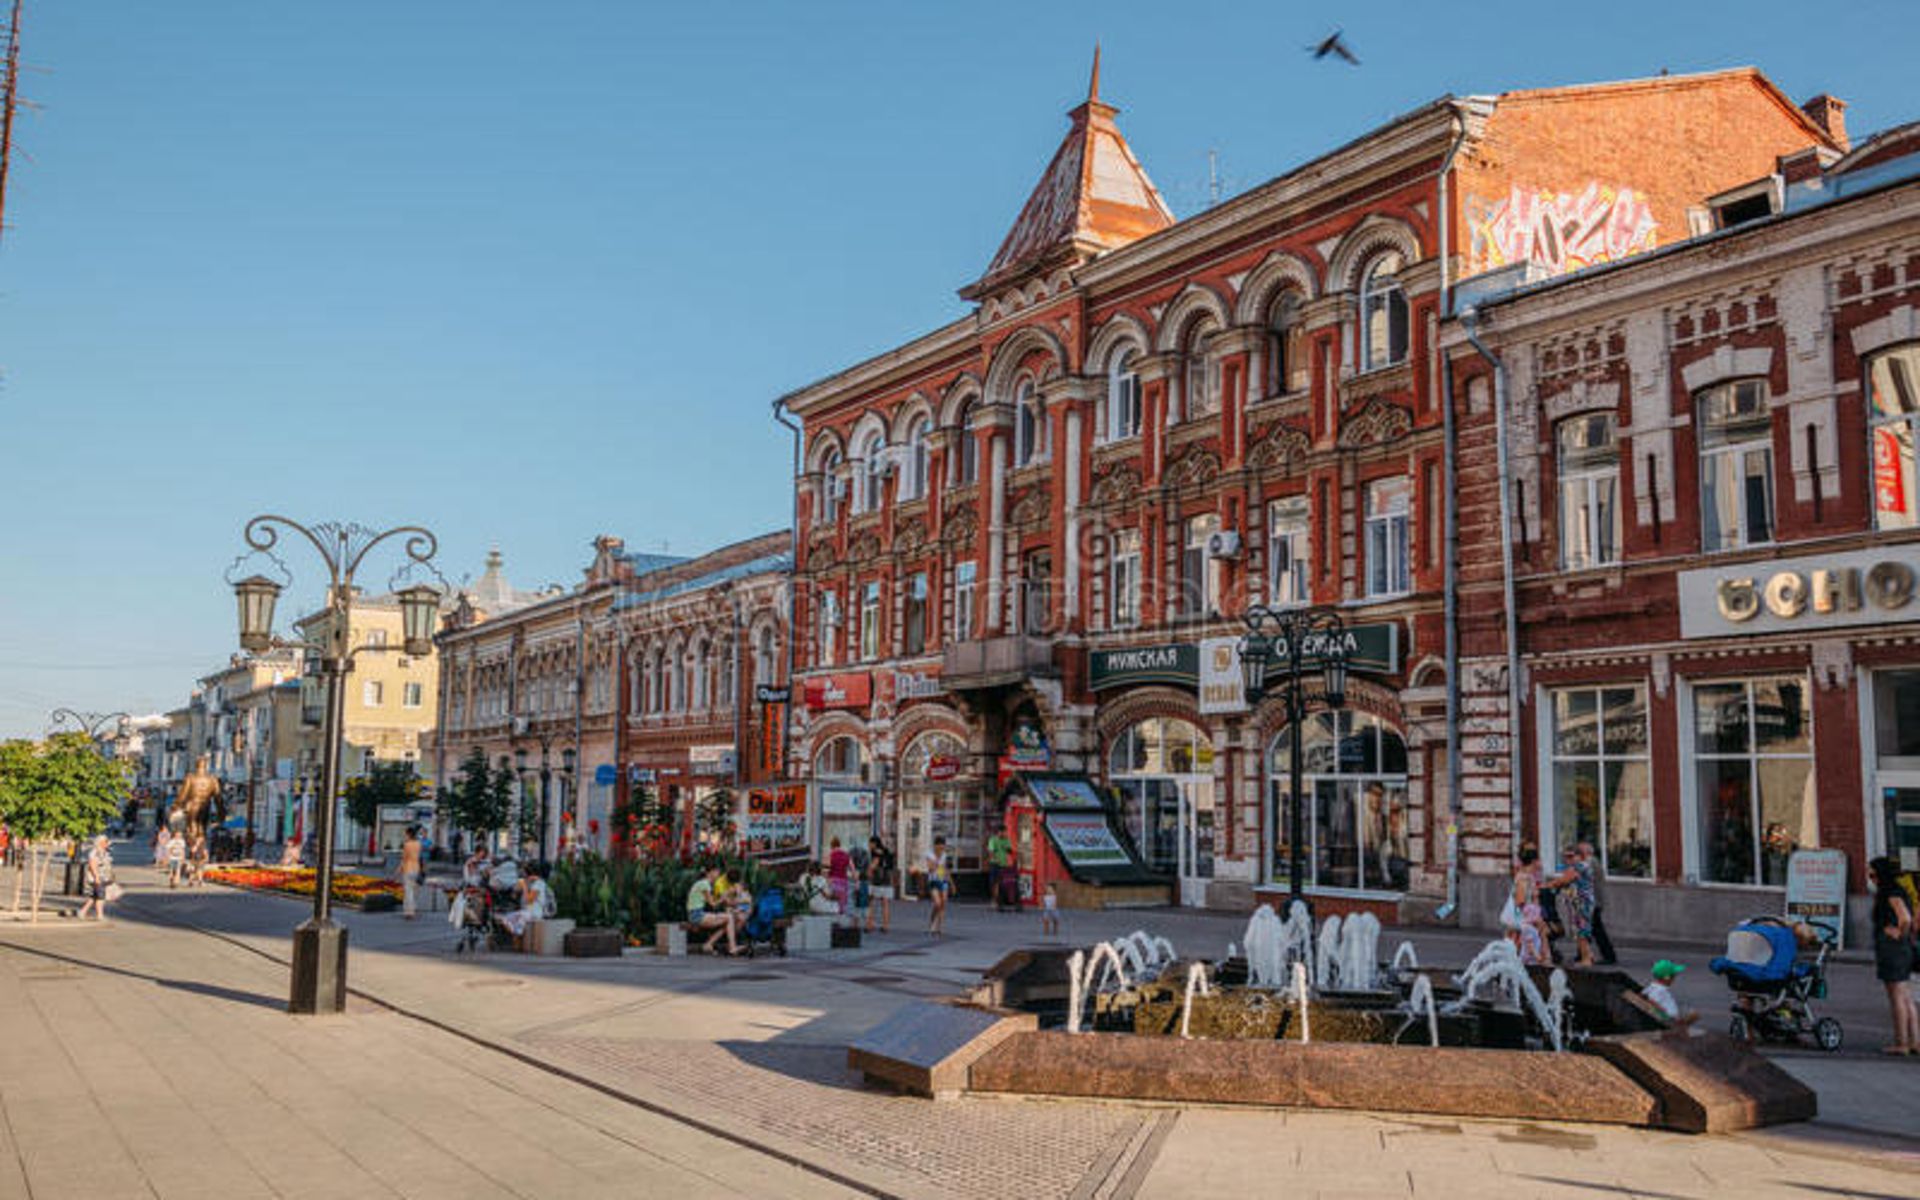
803,672,872,711
925,754,961,782
1875,427,1907,516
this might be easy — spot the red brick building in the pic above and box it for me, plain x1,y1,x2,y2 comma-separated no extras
777,61,1835,913
1445,118,1920,941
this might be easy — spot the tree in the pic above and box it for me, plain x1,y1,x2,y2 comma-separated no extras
697,787,737,850
342,759,422,853
0,734,128,920
442,746,509,850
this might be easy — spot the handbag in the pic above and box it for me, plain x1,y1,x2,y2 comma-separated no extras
104,882,124,902
1498,893,1521,930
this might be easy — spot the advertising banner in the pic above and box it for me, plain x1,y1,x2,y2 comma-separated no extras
744,785,807,851
803,673,872,711
820,786,877,817
1044,813,1132,867
1784,848,1848,947
1198,637,1246,714
1091,643,1197,691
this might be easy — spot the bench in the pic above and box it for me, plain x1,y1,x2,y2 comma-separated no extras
656,916,793,956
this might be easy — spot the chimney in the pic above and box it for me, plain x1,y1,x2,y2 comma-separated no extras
1801,94,1849,152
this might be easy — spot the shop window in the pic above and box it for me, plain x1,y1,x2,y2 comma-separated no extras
899,730,981,877
1690,676,1812,886
952,561,977,642
1697,379,1773,552
954,402,979,485
1267,291,1308,397
1868,343,1920,530
1267,711,1409,891
1184,319,1220,421
1109,528,1140,629
1107,349,1142,441
1015,378,1045,467
859,581,883,662
1109,718,1212,876
1365,477,1411,598
1182,513,1219,618
901,416,931,502
1548,686,1651,878
904,572,929,655
1267,496,1309,606
1557,413,1620,570
1874,670,1920,870
1359,251,1409,371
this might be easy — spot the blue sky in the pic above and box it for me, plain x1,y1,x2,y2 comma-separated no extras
0,1,1911,735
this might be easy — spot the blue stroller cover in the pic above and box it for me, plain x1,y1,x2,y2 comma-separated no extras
743,886,785,941
1709,921,1808,987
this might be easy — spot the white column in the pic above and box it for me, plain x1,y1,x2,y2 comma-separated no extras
1064,405,1083,623
987,433,1009,634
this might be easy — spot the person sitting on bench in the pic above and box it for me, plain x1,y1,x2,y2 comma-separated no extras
687,864,740,955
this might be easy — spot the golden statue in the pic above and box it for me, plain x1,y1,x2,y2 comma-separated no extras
171,755,222,870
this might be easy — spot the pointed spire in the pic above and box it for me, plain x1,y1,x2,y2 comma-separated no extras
961,52,1173,299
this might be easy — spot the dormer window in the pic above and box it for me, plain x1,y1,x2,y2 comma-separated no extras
1708,178,1781,231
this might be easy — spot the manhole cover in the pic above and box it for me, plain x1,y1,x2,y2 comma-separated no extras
463,977,528,989
724,973,784,983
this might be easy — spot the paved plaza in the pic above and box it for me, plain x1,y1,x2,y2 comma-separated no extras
0,847,1915,1199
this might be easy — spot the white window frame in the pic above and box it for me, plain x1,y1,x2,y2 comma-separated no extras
1109,528,1140,629
402,681,424,709
903,571,929,656
1557,413,1622,570
817,591,840,667
362,679,384,707
1014,379,1044,467
1106,350,1142,442
1359,252,1409,371
859,581,882,662
902,417,931,502
1678,674,1815,888
953,561,977,642
1267,496,1310,606
1182,514,1219,618
818,449,843,523
1365,478,1411,598
954,404,979,485
1268,292,1307,397
1539,683,1654,880
1697,379,1774,553
1184,321,1219,421
857,432,887,514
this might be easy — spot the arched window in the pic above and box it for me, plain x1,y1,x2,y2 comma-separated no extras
1108,717,1212,877
857,431,887,514
1014,378,1045,466
1267,291,1308,396
901,416,931,501
1869,342,1920,529
1557,413,1620,569
1359,251,1409,370
716,638,734,707
1184,319,1219,420
1267,711,1410,891
954,401,979,485
691,639,710,711
812,735,866,781
818,447,843,523
754,624,778,687
1107,349,1142,441
1697,378,1773,551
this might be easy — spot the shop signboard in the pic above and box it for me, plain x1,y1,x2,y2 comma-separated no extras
755,684,791,705
924,754,961,782
1679,546,1920,638
744,784,807,850
1784,848,1848,948
689,744,736,776
1005,715,1051,769
1045,813,1132,867
1261,622,1400,674
803,672,872,711
893,667,944,701
594,763,618,787
1198,637,1247,714
820,786,876,817
1091,643,1197,691
1026,774,1105,811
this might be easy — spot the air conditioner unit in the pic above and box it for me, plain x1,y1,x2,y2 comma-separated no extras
1206,530,1243,560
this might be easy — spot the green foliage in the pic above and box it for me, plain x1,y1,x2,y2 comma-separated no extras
0,733,128,842
549,851,779,941
342,759,421,832
443,747,510,842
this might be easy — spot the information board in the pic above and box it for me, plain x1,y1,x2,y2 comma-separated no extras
1044,813,1132,868
1784,848,1848,949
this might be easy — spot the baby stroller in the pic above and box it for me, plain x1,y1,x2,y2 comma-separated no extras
451,882,506,954
1709,915,1842,1051
739,886,788,958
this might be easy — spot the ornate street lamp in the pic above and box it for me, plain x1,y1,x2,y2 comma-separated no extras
1238,605,1350,916
229,515,439,1015
512,734,575,861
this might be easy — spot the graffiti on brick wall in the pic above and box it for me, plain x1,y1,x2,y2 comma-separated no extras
1469,182,1658,276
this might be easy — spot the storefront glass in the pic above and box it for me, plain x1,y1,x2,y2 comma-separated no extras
1267,711,1409,892
898,730,986,884
1871,669,1920,871
1108,718,1212,879
1691,676,1813,886
1547,685,1653,877
812,736,873,861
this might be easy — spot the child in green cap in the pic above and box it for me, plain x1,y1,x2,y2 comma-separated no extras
1643,959,1685,1021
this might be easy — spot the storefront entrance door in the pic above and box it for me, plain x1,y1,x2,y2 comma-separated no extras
1877,775,1920,872
1177,779,1215,907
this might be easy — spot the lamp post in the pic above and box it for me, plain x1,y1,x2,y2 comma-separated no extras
230,516,440,1015
513,735,575,862
1238,605,1350,914
48,708,131,754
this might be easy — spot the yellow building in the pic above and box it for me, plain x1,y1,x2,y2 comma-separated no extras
295,590,441,782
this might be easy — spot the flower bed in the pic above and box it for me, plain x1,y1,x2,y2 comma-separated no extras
203,866,402,908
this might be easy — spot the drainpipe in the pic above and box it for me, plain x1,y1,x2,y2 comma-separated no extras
573,602,586,844
1435,104,1470,920
1460,306,1526,879
772,397,803,781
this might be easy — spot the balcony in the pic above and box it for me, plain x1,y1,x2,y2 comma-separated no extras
941,635,1055,690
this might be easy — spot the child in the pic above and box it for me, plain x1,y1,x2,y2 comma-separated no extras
1642,959,1684,1021
1040,881,1060,938
165,830,187,889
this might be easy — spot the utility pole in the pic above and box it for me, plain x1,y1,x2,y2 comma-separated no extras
0,0,23,241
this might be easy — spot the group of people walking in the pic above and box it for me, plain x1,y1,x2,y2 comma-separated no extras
1505,841,1615,967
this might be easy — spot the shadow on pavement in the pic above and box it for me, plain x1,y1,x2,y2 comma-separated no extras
719,1038,872,1093
0,936,284,1011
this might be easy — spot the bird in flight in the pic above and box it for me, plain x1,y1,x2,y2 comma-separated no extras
1310,30,1359,65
